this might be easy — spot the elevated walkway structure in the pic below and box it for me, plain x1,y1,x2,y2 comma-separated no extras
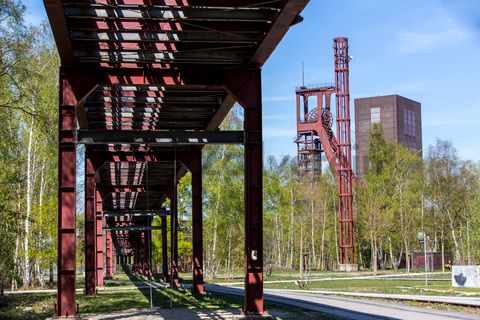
44,0,309,317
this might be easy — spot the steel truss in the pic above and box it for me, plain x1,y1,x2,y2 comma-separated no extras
295,38,355,266
47,0,309,316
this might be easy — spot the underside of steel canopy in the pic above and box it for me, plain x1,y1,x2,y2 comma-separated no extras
45,0,309,317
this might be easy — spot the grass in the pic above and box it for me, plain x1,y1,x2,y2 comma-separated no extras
3,269,473,319
1,278,332,320
81,288,242,313
0,290,333,320
0,293,55,320
205,268,480,297
261,278,480,297
207,269,452,283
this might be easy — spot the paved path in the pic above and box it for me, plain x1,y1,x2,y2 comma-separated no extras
86,308,245,320
205,284,480,320
221,272,449,286
266,288,480,306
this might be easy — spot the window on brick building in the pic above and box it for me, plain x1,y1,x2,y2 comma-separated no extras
371,107,380,124
404,109,416,138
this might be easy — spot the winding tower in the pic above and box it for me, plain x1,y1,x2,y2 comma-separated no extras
295,37,355,268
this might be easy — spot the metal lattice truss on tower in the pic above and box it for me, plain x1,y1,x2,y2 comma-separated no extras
295,38,354,265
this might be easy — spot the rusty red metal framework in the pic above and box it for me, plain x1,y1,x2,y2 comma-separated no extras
45,0,308,317
295,37,354,265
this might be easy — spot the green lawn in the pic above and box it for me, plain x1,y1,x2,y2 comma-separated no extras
3,269,469,319
261,278,480,297
1,285,331,319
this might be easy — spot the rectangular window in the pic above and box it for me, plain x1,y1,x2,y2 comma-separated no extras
371,107,380,124
410,110,416,138
404,109,416,138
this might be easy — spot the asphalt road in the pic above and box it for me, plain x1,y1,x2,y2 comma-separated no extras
205,284,480,320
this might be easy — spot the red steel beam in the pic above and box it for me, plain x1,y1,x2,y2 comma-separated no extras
161,215,169,280
191,149,205,294
225,69,264,314
56,72,77,317
249,0,309,66
170,186,180,287
146,216,153,278
106,230,113,279
95,190,104,287
85,156,96,295
44,0,74,63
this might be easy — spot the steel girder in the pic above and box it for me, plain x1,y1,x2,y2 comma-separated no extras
48,0,309,316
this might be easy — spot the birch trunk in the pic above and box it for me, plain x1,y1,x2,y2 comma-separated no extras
388,237,394,270
404,240,410,274
288,188,295,269
12,183,22,290
299,221,303,278
446,209,461,264
226,229,232,279
371,230,378,274
459,223,465,265
211,215,218,279
441,227,445,273
358,241,363,268
399,195,410,273
36,158,46,287
310,198,316,269
333,199,339,269
274,210,281,267
24,114,35,287
320,201,327,270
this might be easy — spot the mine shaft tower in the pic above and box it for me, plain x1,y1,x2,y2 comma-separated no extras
295,38,354,267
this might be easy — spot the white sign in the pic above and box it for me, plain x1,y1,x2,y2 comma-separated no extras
452,266,480,288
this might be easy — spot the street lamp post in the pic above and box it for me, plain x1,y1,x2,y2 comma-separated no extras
424,233,428,286
417,231,428,286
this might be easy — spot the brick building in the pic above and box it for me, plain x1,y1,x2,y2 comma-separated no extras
354,94,422,176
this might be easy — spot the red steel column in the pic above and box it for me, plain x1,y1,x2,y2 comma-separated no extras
95,190,104,287
84,156,96,295
57,71,77,317
226,69,264,314
191,149,205,294
106,230,113,279
334,37,354,265
145,217,152,278
170,186,180,287
161,215,169,279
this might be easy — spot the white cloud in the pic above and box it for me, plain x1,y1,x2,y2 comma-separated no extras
392,8,474,55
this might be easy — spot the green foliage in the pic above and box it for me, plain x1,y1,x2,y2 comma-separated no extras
0,0,59,290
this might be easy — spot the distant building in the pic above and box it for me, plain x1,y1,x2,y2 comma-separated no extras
354,94,422,176
411,252,451,271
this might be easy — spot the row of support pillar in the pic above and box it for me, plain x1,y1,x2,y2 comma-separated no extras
57,69,264,316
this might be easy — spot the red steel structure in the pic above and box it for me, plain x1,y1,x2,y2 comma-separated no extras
295,37,354,266
44,0,308,317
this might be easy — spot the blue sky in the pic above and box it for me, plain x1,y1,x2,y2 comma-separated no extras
25,0,480,161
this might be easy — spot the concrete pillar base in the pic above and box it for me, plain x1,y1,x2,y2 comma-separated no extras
339,264,358,272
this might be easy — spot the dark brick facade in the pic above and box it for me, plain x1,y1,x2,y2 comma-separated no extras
354,94,422,176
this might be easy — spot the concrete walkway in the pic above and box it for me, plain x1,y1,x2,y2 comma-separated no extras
266,288,480,307
221,271,449,286
86,308,245,320
205,284,480,320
